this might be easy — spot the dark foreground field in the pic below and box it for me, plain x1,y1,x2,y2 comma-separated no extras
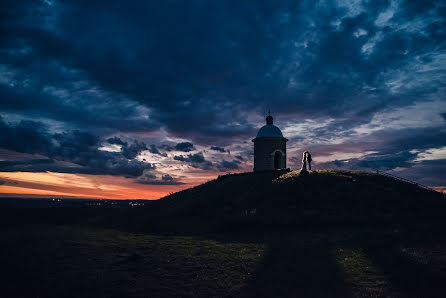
1,171,446,297
1,220,446,297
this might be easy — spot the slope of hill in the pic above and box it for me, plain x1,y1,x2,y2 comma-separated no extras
159,170,445,228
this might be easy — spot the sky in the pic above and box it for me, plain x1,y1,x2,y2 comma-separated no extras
0,0,445,199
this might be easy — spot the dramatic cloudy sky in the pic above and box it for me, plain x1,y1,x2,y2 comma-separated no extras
0,0,445,199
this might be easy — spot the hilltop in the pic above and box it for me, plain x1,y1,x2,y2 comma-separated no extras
158,169,445,229
1,169,443,232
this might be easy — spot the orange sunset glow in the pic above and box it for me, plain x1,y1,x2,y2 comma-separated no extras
0,172,208,200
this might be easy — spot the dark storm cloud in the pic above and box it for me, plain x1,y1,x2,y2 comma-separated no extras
158,144,173,152
174,142,195,152
210,146,226,153
4,0,444,140
174,152,213,170
0,0,445,186
314,145,419,173
4,2,445,121
0,158,55,168
174,153,205,163
121,141,147,159
136,173,184,185
148,144,168,157
218,159,241,171
107,137,126,146
108,137,157,158
396,159,446,187
381,127,443,155
187,153,206,163
51,130,154,176
0,66,158,134
173,156,187,162
0,158,70,173
0,116,52,154
0,117,154,177
317,152,446,187
356,151,418,170
322,127,445,169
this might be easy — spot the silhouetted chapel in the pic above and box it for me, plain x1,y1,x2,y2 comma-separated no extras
252,114,288,171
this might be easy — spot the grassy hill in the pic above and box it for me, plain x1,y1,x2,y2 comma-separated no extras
158,169,445,229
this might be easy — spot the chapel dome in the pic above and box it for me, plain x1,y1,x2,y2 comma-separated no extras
255,114,284,138
256,124,284,138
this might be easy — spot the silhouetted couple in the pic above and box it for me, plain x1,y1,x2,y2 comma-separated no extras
301,151,312,171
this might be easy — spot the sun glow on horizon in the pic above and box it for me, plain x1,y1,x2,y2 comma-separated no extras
0,172,198,200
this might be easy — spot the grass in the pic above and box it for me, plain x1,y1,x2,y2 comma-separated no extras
0,225,266,297
334,246,393,297
157,170,445,230
1,222,446,297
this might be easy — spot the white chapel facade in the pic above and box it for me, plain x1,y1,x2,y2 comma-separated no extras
252,114,288,171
